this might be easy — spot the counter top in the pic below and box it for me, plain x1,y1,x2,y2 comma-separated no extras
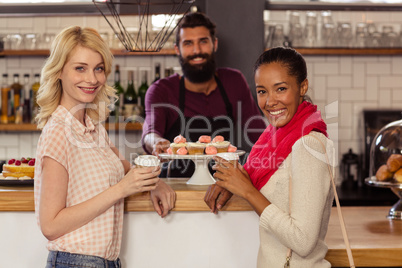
1,179,401,267
0,178,251,212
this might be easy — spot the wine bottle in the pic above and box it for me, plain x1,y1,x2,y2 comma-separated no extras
22,73,31,123
9,74,22,124
31,74,40,124
124,70,137,119
112,64,125,121
1,74,10,124
153,63,161,83
137,69,149,109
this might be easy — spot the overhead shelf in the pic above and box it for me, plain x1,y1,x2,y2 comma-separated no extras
0,122,142,132
265,0,402,11
0,49,177,57
290,48,402,55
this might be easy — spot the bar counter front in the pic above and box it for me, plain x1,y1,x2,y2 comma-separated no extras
1,178,402,268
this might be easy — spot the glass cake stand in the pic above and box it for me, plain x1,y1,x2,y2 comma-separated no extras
365,177,402,220
159,150,245,185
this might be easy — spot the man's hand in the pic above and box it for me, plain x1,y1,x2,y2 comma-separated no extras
150,180,176,218
204,184,233,214
152,139,170,156
144,133,170,156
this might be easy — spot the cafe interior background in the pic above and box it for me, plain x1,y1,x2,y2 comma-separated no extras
0,1,402,267
1,0,402,200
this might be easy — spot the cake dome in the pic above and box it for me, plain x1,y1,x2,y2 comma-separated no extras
369,119,402,182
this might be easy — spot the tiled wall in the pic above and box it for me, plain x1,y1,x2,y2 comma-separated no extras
1,15,402,176
264,10,402,48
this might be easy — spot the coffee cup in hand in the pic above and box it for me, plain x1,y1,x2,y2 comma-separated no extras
216,152,239,167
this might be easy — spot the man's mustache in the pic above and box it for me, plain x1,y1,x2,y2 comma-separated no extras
187,53,209,60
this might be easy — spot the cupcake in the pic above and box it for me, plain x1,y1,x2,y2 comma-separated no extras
186,142,206,155
170,142,187,154
210,140,230,153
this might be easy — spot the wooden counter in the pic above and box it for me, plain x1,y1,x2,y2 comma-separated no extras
1,179,401,267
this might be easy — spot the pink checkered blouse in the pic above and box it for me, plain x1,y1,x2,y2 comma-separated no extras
34,105,125,260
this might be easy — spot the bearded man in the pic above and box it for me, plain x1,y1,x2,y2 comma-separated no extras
142,12,265,177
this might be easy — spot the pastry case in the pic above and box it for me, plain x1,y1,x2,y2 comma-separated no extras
365,119,402,219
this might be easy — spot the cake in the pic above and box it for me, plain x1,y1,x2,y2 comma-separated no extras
1,158,35,180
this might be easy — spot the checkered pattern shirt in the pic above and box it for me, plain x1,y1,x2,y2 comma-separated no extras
34,105,125,260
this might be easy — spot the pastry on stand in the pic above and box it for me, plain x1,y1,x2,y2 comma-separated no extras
365,119,402,220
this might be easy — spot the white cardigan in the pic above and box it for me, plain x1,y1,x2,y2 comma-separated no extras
257,132,335,268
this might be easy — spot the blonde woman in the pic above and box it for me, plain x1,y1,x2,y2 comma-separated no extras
34,26,175,268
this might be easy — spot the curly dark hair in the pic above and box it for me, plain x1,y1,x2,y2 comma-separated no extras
175,12,216,46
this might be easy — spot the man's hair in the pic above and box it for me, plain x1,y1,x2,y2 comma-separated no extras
175,12,216,46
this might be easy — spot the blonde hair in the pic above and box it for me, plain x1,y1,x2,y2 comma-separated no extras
35,26,115,129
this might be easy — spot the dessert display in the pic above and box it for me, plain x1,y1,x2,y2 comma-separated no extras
0,157,35,180
365,119,401,220
168,135,237,155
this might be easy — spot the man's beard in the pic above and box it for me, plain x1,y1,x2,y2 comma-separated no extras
179,52,216,83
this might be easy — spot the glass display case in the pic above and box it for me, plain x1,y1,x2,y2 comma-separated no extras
365,119,402,220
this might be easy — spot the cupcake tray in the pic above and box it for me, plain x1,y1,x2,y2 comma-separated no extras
159,150,245,185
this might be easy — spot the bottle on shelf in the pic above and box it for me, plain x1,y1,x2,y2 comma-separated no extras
22,73,31,123
9,74,22,124
31,73,40,124
1,74,10,124
111,64,125,122
137,69,149,111
153,62,161,84
123,70,137,120
164,67,174,78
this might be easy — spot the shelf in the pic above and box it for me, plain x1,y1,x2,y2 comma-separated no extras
0,49,176,57
266,47,402,56
265,1,402,11
0,122,142,132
